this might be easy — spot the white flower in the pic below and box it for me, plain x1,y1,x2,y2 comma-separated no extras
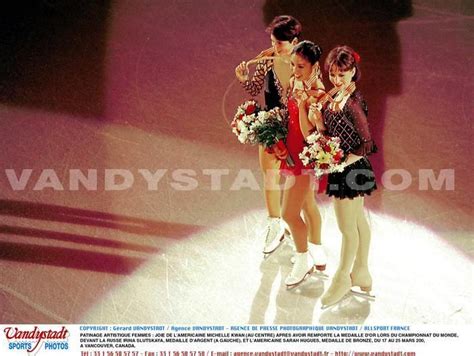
256,111,268,123
333,163,346,173
242,114,253,124
237,120,247,132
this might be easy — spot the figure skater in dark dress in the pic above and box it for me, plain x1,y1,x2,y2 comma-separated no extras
309,45,377,307
235,16,302,257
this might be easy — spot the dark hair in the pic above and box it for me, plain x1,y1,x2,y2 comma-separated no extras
291,40,322,65
266,15,302,42
324,45,361,81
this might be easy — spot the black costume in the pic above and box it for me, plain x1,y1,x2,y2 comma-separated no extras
323,90,377,199
242,60,286,110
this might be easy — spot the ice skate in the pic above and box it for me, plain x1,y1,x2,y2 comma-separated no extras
309,242,327,272
350,288,375,300
320,271,352,309
350,267,375,300
290,242,328,278
285,251,317,288
262,217,286,258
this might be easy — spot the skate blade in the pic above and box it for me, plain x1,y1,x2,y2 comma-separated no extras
285,269,314,290
350,288,376,300
320,292,352,310
262,235,285,259
312,270,329,280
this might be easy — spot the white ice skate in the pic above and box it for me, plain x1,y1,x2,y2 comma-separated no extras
290,243,328,278
285,251,318,288
262,217,286,258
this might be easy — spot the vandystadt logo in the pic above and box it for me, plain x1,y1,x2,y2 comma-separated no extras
3,326,69,353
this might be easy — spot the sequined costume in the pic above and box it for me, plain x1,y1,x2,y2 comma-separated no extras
323,90,377,199
242,60,287,110
280,97,305,175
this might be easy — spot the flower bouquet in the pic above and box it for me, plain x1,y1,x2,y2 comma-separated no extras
231,100,263,144
299,132,345,177
255,107,294,167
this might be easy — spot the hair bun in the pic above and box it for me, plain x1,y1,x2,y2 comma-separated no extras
313,44,322,58
292,40,322,64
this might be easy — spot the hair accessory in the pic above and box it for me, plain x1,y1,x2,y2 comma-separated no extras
353,51,361,63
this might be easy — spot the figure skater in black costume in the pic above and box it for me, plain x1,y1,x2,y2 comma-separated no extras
309,46,377,307
235,16,325,259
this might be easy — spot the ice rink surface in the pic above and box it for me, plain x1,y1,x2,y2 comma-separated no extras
0,0,472,324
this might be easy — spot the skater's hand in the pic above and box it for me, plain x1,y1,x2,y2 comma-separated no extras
308,102,325,132
235,62,249,82
354,140,376,156
273,144,288,160
293,89,308,107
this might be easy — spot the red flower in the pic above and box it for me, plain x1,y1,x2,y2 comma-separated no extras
323,144,332,153
245,105,255,115
320,163,329,170
353,51,361,63
334,151,344,162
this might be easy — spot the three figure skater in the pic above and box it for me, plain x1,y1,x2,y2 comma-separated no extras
236,18,377,307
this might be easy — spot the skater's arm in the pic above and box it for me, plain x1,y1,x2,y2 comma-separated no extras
235,60,271,97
